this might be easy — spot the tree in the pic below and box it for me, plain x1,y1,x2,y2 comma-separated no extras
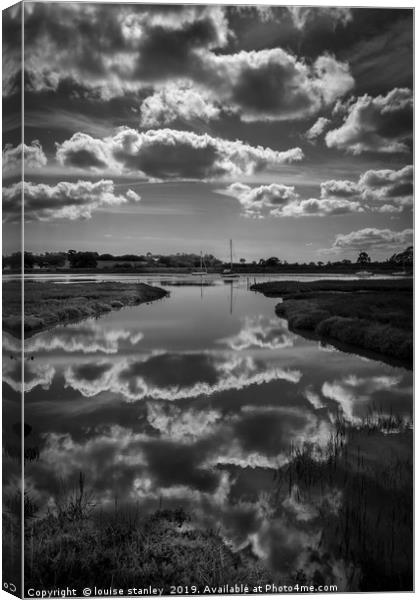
389,246,413,268
24,252,35,269
357,251,371,265
265,256,280,267
68,251,98,268
239,258,246,264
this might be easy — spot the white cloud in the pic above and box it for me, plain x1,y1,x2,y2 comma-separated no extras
18,4,355,124
139,82,221,127
218,182,300,218
287,7,352,31
359,164,413,210
218,182,363,218
321,165,412,213
305,117,331,141
218,162,412,219
332,227,413,251
56,128,303,180
274,197,364,218
2,141,48,173
325,88,413,154
204,49,354,122
2,179,141,223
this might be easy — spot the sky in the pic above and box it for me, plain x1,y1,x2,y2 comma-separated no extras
2,3,413,262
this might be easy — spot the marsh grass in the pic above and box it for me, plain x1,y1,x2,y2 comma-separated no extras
24,473,271,591
251,280,412,361
274,416,412,591
3,281,168,337
273,291,412,362
251,279,413,296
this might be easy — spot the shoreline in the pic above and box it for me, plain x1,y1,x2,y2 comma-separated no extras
3,281,169,339
3,267,413,277
251,279,413,365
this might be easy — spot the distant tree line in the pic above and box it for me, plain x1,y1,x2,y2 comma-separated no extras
3,250,223,270
3,247,413,272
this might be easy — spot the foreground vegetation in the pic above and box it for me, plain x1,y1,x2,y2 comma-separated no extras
276,416,413,591
3,281,168,337
12,413,412,593
22,494,271,592
251,279,413,363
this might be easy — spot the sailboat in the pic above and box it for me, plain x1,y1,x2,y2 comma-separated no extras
191,251,207,276
222,239,240,279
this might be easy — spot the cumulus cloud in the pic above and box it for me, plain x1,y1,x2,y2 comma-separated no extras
305,117,331,141
21,4,231,98
20,4,354,123
218,182,363,218
56,128,303,180
325,88,413,154
139,82,221,127
322,165,413,213
2,3,22,97
359,165,413,210
137,48,354,124
332,228,413,251
273,197,364,218
2,179,141,223
218,162,412,218
218,182,300,218
320,179,360,198
205,50,354,122
287,7,352,31
2,140,47,173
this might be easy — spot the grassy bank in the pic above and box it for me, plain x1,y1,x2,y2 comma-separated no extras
3,281,168,338
22,497,270,592
251,279,413,296
251,280,412,363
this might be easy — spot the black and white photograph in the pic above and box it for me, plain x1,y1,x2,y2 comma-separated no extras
2,2,414,596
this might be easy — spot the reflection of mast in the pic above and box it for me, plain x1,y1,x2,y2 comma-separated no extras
229,281,233,314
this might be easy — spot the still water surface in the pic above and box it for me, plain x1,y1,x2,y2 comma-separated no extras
4,275,413,590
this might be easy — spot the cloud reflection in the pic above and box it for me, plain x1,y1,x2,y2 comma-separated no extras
219,315,295,351
63,351,302,401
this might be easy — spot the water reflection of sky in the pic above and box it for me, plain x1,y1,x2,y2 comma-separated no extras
4,279,412,587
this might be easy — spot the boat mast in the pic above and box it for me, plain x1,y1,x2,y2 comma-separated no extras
230,239,233,270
